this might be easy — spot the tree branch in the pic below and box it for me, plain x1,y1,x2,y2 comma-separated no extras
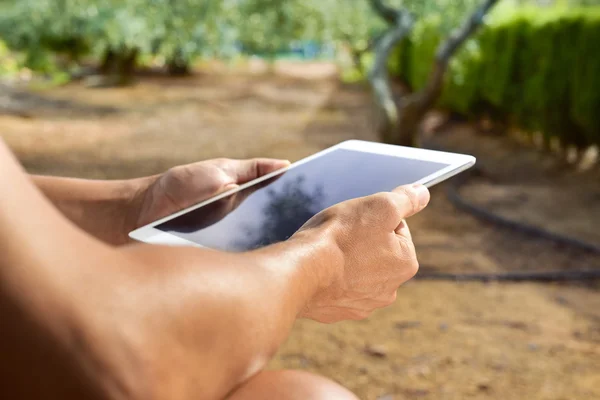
368,0,400,26
413,0,499,111
436,0,499,63
368,11,414,130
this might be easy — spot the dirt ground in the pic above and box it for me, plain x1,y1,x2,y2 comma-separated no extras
1,63,599,400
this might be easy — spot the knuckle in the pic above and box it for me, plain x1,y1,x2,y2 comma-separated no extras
395,237,419,279
315,207,339,227
373,291,397,308
313,314,339,324
165,165,193,187
213,157,231,166
348,310,370,321
396,235,416,258
410,259,420,278
321,206,339,219
167,164,188,179
370,193,398,215
383,291,397,305
404,258,420,280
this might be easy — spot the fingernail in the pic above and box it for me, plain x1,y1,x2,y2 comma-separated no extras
412,184,430,207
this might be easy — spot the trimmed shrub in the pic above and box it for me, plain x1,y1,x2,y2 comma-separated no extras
392,7,600,149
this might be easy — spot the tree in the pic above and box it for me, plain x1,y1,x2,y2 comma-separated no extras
89,0,230,82
146,0,231,76
0,0,91,73
319,0,385,75
368,0,500,146
0,0,230,83
234,0,324,62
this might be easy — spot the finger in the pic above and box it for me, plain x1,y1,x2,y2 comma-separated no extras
365,185,427,231
230,175,276,209
224,158,290,184
207,174,282,227
390,184,430,219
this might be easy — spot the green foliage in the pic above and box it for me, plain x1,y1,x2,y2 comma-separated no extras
0,0,496,77
439,37,483,114
406,15,442,90
394,0,482,33
0,0,231,74
0,39,20,76
0,0,89,72
323,0,385,51
570,10,600,143
392,6,600,148
235,0,316,57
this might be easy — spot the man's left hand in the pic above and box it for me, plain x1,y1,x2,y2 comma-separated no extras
130,158,290,231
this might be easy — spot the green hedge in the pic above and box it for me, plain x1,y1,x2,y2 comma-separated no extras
392,8,600,149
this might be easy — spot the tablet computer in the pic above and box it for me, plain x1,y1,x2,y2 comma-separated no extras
129,140,475,250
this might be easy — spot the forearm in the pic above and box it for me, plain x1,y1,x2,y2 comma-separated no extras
2,140,334,399
2,236,330,400
118,240,329,399
32,175,151,245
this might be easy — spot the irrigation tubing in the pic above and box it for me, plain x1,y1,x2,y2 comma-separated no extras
415,140,600,282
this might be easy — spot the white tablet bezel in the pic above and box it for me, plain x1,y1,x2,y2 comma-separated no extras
129,140,475,247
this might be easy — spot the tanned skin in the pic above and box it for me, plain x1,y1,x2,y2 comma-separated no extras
0,138,430,400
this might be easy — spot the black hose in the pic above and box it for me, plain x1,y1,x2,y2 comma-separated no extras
418,268,600,282
446,166,600,254
416,139,600,282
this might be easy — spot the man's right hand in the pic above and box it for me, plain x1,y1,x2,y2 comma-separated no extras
293,184,430,323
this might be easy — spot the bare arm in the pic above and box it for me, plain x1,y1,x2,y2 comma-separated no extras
1,139,428,400
1,142,331,399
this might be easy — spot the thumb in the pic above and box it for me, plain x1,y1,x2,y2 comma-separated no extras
225,158,290,184
391,184,431,219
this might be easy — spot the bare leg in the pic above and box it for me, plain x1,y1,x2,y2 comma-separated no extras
227,370,359,400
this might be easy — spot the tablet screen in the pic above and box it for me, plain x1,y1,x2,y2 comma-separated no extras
156,148,449,251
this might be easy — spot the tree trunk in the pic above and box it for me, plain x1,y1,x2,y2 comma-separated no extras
395,98,427,147
167,60,191,76
367,1,414,145
351,49,365,76
91,48,138,87
404,0,499,138
368,0,499,147
99,49,116,75
118,48,138,85
167,49,191,76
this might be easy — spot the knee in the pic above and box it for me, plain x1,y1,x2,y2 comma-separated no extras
227,370,358,400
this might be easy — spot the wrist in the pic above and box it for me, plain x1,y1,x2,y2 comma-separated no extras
119,176,157,243
289,230,341,291
32,175,154,246
253,231,341,315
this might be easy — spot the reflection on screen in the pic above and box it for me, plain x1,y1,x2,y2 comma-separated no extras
157,149,448,251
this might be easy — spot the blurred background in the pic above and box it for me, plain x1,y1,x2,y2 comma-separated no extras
1,0,599,398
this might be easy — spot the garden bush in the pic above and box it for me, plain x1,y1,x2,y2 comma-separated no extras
392,7,600,149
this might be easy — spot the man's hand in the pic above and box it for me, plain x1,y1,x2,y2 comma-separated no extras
33,158,289,245
131,158,290,229
292,184,430,323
